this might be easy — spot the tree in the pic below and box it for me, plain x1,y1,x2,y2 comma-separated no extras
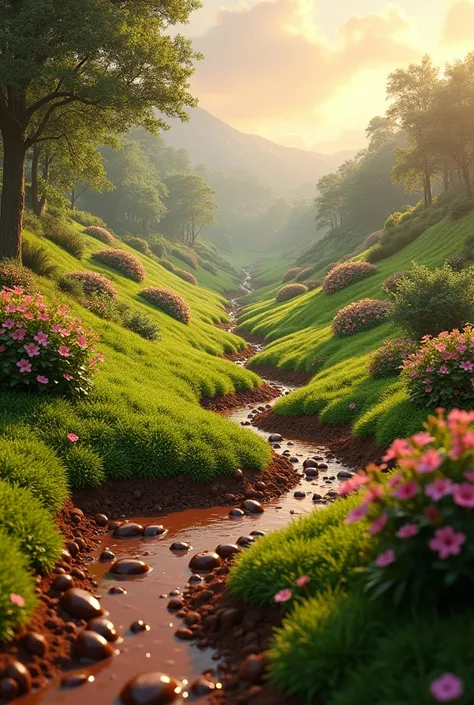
0,0,200,259
162,172,218,244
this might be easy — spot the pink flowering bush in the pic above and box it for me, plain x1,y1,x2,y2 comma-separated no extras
171,249,198,270
402,326,474,410
295,266,315,282
364,230,382,248
332,298,390,337
276,283,308,303
368,338,417,379
93,249,145,283
84,226,115,245
0,286,103,396
322,261,376,295
341,409,474,603
140,287,191,324
283,267,303,282
175,268,197,286
306,279,321,291
67,271,118,299
0,259,34,292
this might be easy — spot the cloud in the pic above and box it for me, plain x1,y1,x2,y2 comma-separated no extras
191,0,419,123
442,1,474,44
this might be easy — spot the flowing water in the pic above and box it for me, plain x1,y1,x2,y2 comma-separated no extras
23,272,353,705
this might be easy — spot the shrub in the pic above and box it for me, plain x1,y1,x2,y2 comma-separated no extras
84,293,124,323
0,259,34,292
326,262,338,272
72,210,105,228
0,480,63,572
172,248,198,270
58,275,85,299
94,249,146,282
449,195,474,221
0,287,103,397
402,325,474,409
126,236,151,256
332,299,390,337
175,268,197,286
390,263,474,339
365,244,386,263
446,254,466,271
382,272,408,295
42,217,85,258
21,239,57,278
276,283,308,303
306,279,320,291
341,409,474,604
283,268,303,282
323,262,376,295
201,261,217,275
67,271,118,299
63,445,105,490
123,310,161,341
0,530,37,642
149,236,169,259
22,211,44,237
84,225,115,245
295,266,315,282
140,287,191,324
364,230,382,248
158,258,175,273
0,438,68,512
463,232,474,261
368,338,417,379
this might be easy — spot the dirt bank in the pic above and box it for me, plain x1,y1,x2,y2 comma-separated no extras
201,383,280,411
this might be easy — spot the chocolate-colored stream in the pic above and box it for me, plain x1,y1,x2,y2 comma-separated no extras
21,272,353,704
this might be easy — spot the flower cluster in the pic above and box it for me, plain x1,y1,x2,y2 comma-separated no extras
382,271,407,295
172,249,198,270
341,409,474,603
140,287,191,324
295,266,315,282
67,271,118,299
332,298,390,337
0,259,34,292
274,575,311,604
402,326,474,410
175,268,197,286
276,283,308,303
84,226,115,245
283,267,303,282
0,286,103,396
364,230,382,248
322,261,377,295
93,249,145,283
305,279,321,291
368,338,417,379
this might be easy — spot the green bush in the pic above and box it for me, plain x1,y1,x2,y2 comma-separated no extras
0,530,37,642
463,232,474,261
382,271,408,295
171,248,198,270
368,338,417,379
22,211,44,237
276,284,308,303
72,210,106,228
0,438,68,512
446,254,466,272
449,196,474,221
390,263,474,339
0,258,34,292
84,292,125,323
42,216,85,259
0,480,63,572
150,236,169,259
21,239,57,278
58,275,85,299
140,287,191,324
126,236,152,256
62,445,105,489
123,310,161,341
158,258,175,273
201,261,217,275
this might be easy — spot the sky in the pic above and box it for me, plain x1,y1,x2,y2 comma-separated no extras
181,0,474,153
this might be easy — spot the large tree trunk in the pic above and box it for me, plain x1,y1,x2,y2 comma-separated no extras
0,128,26,260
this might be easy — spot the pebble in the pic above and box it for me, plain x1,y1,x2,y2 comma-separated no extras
167,598,184,612
294,491,306,499
175,627,195,641
190,678,218,696
94,513,108,527
337,470,353,479
113,522,144,539
143,525,166,537
0,678,18,702
169,541,191,553
304,468,318,477
61,674,94,689
108,586,127,595
228,508,245,518
303,458,318,468
233,469,244,481
238,654,265,683
23,632,47,656
120,672,182,705
188,574,203,584
88,617,119,642
240,500,264,514
71,568,85,580
110,559,150,576
99,549,116,563
66,541,79,557
52,574,74,592
4,662,31,695
250,529,265,537
130,620,150,634
60,588,104,620
215,544,242,559
189,552,222,573
268,434,282,443
236,536,256,548
74,630,115,662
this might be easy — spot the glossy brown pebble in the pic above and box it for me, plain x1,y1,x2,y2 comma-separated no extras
188,574,203,584
4,662,31,695
190,678,218,697
130,620,150,634
71,568,85,580
109,586,127,595
294,491,306,498
108,521,122,531
169,541,191,553
110,559,150,576
255,481,266,491
303,458,318,469
61,588,103,620
61,673,94,689
318,462,329,470
304,468,318,477
215,544,242,559
250,530,265,537
52,574,74,592
184,612,201,626
75,630,114,662
75,537,86,551
143,525,166,538
99,549,116,562
175,627,195,641
189,552,222,573
237,536,255,548
94,513,108,527
240,499,264,514
228,508,245,518
167,598,183,612
0,678,18,702
120,672,182,705
233,469,244,481
239,654,265,683
113,522,144,539
24,632,47,656
268,434,282,443
66,541,79,557
88,617,119,642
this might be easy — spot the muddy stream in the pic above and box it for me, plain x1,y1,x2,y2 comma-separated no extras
23,272,353,704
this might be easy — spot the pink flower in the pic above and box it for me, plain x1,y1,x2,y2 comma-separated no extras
392,482,418,501
425,479,453,502
364,484,383,504
58,345,70,357
5,304,16,313
439,365,449,375
452,483,474,508
460,360,474,371
11,328,26,341
36,375,49,385
63,373,73,381
345,503,369,524
429,673,464,702
412,432,434,446
464,470,474,482
369,512,388,535
274,589,292,603
3,319,15,329
375,549,395,568
425,505,440,522
77,335,88,349
67,433,79,443
34,331,48,346
397,523,419,538
383,439,410,462
96,353,105,363
23,343,40,358
338,472,369,496
417,449,443,474
16,359,32,374
429,526,466,559
38,312,49,321
10,594,25,607
0,345,5,353
296,576,310,587
349,402,357,409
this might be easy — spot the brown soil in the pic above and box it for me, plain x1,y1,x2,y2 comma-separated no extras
234,329,266,346
222,346,259,363
72,454,299,520
248,363,314,386
252,409,385,469
201,383,280,411
0,500,105,693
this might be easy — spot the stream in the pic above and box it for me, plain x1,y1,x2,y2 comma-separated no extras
23,272,353,705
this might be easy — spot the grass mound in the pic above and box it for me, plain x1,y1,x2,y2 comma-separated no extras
93,249,146,282
140,287,191,323
0,259,34,291
67,271,118,299
175,268,198,286
84,226,115,245
0,530,38,642
276,284,308,303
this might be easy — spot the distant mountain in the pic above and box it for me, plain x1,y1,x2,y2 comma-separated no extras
162,107,358,194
